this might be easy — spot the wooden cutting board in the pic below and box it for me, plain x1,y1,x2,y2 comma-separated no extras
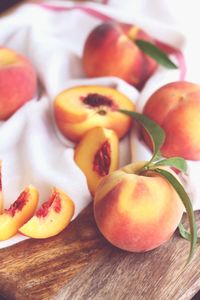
0,204,200,300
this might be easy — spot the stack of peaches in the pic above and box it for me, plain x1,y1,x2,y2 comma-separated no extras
0,22,200,255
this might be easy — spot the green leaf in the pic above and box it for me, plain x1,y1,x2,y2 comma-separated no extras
179,223,200,243
135,39,178,69
153,152,162,161
155,157,188,173
155,168,197,264
119,110,165,163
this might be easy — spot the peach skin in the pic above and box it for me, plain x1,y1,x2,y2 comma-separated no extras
94,161,184,252
54,85,135,142
83,22,157,90
0,47,37,120
74,127,119,195
19,188,75,239
0,185,38,240
143,81,200,160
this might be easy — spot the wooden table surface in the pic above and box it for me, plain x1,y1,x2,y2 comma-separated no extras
0,204,200,300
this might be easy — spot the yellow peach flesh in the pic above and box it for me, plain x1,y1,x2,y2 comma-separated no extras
54,88,94,123
54,85,135,142
0,185,38,240
19,188,75,239
74,127,119,195
0,161,2,213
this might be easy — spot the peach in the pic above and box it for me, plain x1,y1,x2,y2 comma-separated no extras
0,185,38,240
82,22,157,90
94,161,184,252
0,47,37,120
74,127,119,195
54,85,135,142
0,161,3,213
143,81,200,160
19,188,75,239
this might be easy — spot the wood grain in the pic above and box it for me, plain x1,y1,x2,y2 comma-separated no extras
0,204,107,300
55,212,200,300
0,206,200,300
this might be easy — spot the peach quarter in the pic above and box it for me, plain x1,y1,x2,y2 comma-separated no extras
94,162,184,252
0,47,37,120
19,188,75,239
74,127,119,195
54,85,135,142
0,162,3,213
0,186,38,241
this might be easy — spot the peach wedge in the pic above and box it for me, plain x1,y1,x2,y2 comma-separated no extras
54,85,135,142
0,162,3,213
19,188,75,239
0,185,38,240
74,127,119,195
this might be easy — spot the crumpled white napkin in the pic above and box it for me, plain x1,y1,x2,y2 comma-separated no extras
0,0,199,248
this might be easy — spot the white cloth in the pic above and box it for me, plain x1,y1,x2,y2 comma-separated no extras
0,0,199,248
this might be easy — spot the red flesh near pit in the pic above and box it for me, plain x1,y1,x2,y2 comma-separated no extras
82,93,118,110
36,192,61,218
6,191,29,217
93,141,111,176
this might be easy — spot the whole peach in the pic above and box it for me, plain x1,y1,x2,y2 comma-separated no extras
94,162,183,252
143,81,200,160
0,47,37,120
83,22,157,90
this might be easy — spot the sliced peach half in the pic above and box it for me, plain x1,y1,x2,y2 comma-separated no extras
19,188,75,239
0,185,38,240
74,127,119,195
54,86,135,142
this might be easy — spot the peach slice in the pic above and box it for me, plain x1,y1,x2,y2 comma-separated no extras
0,185,38,240
19,188,75,239
0,161,3,213
54,85,135,142
74,127,119,195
